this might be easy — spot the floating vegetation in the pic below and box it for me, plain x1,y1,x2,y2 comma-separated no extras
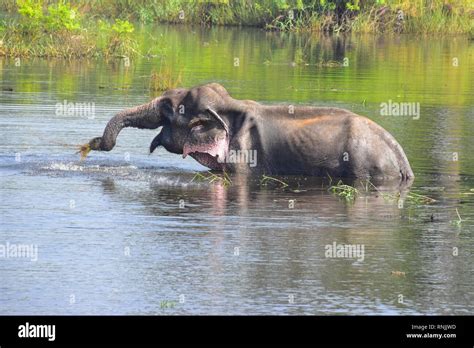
327,180,437,205
159,300,176,309
316,60,344,68
406,192,437,204
367,181,436,205
329,180,359,202
382,191,436,205
260,175,289,188
191,171,232,187
391,271,406,277
450,208,467,227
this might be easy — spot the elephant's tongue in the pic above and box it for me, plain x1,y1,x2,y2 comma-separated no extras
182,137,228,170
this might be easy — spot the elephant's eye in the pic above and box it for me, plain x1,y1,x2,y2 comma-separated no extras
188,117,209,129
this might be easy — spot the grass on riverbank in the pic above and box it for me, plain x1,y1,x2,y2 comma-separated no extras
0,0,138,58
0,0,472,59
73,0,473,34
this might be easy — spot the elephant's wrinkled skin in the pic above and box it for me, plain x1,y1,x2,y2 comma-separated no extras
80,83,414,179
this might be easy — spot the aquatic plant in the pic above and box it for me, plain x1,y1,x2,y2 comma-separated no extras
260,175,289,188
191,171,232,187
379,191,436,205
149,63,182,93
391,271,406,277
450,208,467,227
315,59,344,67
328,180,437,205
363,181,435,206
329,180,359,202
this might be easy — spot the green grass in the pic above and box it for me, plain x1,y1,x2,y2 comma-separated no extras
191,171,232,187
260,175,289,188
149,64,182,93
328,179,437,205
0,0,471,58
450,208,467,227
329,180,359,202
364,181,436,205
191,172,292,190
81,0,471,34
379,191,436,205
1,0,471,37
0,1,138,58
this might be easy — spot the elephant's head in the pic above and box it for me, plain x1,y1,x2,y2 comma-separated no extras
80,83,242,170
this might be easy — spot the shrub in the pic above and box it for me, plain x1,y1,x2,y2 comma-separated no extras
16,0,80,33
45,1,80,31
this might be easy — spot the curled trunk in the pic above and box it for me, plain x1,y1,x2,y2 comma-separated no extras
79,98,163,158
99,98,162,151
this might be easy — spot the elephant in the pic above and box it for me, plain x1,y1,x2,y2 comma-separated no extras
79,83,414,180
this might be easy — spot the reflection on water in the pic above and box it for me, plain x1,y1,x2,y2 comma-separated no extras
0,25,473,314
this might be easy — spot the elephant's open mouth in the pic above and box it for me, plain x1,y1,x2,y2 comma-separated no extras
182,136,229,171
188,152,224,170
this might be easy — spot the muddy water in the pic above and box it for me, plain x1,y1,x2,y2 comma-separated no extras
0,25,473,314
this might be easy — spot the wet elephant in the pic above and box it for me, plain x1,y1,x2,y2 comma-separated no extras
80,83,414,180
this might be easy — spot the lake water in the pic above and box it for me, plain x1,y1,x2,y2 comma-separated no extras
0,25,473,315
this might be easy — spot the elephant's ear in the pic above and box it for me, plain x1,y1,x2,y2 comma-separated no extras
207,108,229,135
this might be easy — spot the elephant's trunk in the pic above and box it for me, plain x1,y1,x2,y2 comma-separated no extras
99,98,162,151
79,98,163,159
